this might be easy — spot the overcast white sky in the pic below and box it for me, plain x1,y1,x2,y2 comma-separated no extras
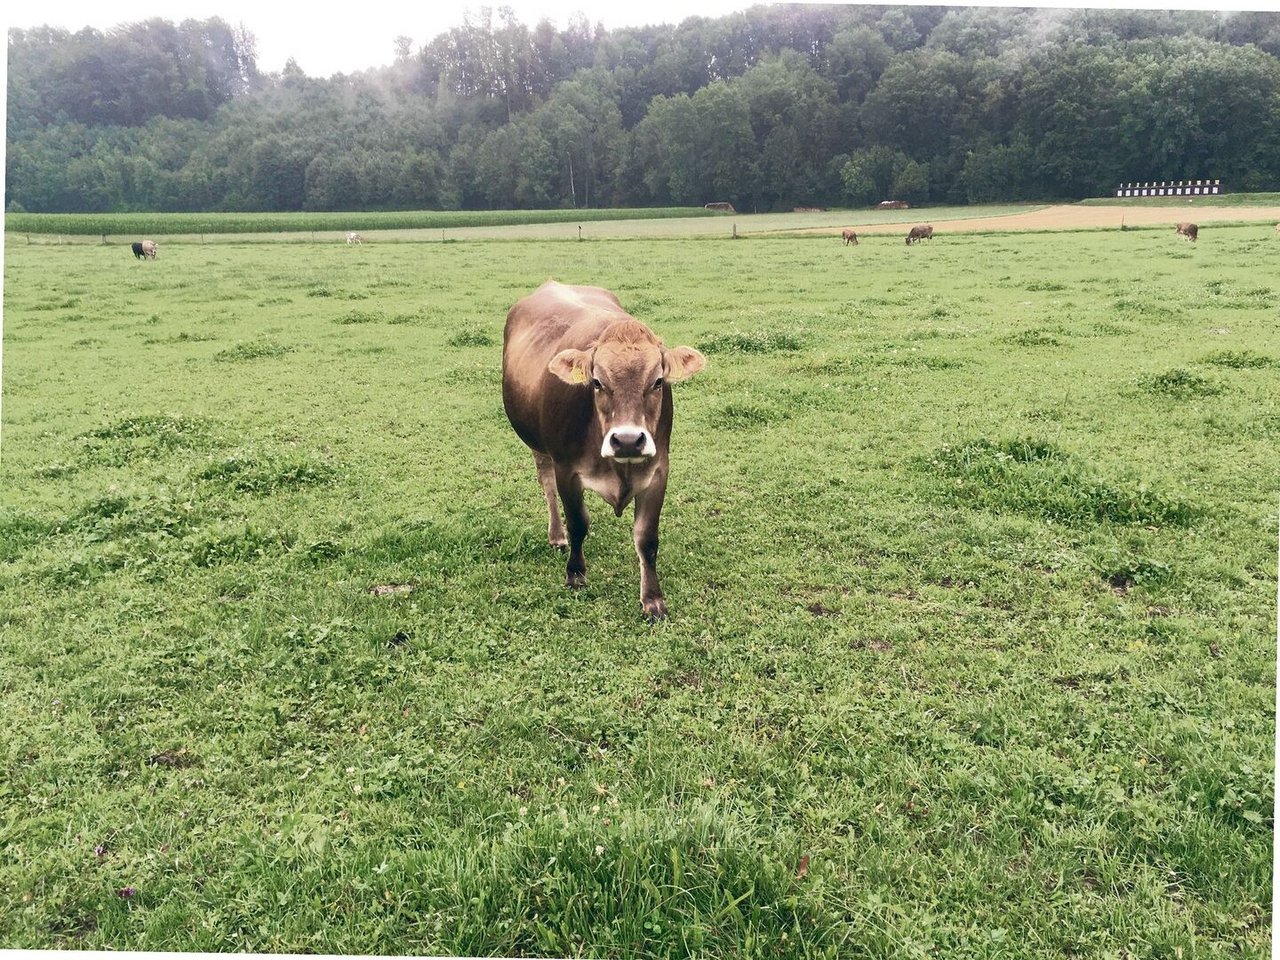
8,1,757,77
8,0,1279,78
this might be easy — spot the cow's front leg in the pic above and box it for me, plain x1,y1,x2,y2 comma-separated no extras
556,468,589,588
533,452,567,549
633,475,668,621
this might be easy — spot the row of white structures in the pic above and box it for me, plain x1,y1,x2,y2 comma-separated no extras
1115,179,1222,196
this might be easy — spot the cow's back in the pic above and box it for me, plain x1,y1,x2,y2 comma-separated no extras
502,281,630,455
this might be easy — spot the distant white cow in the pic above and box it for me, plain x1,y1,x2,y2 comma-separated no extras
141,239,158,259
346,232,364,245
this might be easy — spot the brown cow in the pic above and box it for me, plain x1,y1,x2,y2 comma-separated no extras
502,281,706,620
905,225,933,244
141,239,157,259
841,228,859,246
1175,222,1198,242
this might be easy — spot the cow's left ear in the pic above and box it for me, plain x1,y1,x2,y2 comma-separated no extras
663,346,706,383
549,348,594,385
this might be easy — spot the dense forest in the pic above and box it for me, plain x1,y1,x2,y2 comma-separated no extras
8,6,1280,213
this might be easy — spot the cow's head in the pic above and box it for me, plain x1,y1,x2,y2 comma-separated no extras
549,319,705,463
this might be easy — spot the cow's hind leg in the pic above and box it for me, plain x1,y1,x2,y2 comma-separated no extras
555,466,589,588
534,452,567,549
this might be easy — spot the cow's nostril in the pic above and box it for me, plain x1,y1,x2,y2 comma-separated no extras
610,430,645,453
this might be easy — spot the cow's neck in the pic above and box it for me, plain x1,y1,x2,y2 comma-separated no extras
580,460,662,516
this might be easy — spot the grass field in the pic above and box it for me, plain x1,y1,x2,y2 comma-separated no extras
2,207,724,237
1,223,1276,956
6,203,1038,245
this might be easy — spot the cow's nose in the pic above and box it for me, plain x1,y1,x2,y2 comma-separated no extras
609,429,647,456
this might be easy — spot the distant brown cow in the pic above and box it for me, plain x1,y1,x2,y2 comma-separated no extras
1175,222,1198,242
841,228,859,246
905,225,933,244
877,200,909,210
502,281,706,621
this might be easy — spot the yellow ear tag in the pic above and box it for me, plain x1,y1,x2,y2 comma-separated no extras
571,367,587,384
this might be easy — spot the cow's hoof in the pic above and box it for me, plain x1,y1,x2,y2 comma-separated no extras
565,572,587,589
549,538,568,552
642,598,668,622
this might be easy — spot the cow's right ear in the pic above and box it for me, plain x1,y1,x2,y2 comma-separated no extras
549,348,593,385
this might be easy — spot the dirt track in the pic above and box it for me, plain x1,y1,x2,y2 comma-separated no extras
842,203,1280,235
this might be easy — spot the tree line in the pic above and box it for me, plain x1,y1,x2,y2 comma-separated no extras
7,6,1280,213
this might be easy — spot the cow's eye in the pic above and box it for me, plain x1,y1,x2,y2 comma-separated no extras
590,378,603,390
653,377,665,390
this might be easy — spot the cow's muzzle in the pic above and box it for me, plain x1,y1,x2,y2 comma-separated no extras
603,427,656,461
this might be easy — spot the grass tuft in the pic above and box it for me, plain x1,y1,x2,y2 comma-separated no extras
0,508,55,561
1198,350,1276,369
334,309,385,324
187,525,296,566
384,808,837,957
697,331,806,354
1203,280,1276,309
195,453,338,495
1143,368,1226,398
448,328,497,347
76,414,220,465
1002,329,1062,347
212,339,293,362
924,438,1200,526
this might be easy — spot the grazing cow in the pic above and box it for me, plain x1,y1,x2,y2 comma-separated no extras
1274,222,1280,234
502,280,706,620
905,225,934,244
1175,222,1198,242
131,242,146,260
346,232,364,245
141,239,157,260
841,228,859,246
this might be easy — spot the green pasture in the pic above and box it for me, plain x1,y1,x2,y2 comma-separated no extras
2,206,723,237
7,203,1039,245
1,224,1276,956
